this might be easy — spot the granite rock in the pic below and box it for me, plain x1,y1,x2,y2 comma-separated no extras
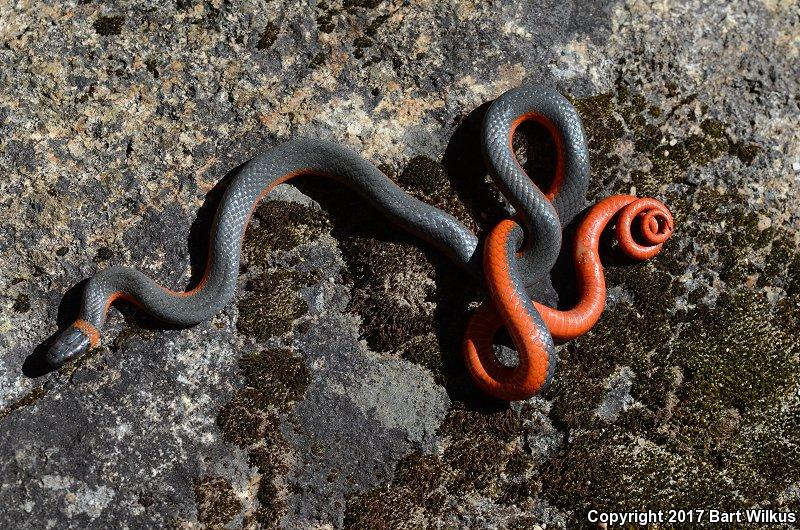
1,0,798,528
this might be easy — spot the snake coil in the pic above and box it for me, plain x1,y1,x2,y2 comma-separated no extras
47,85,674,402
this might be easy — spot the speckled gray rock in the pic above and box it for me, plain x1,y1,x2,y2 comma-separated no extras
1,0,798,528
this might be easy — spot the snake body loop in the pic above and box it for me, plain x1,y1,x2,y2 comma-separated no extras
463,196,674,400
482,85,590,287
46,84,673,404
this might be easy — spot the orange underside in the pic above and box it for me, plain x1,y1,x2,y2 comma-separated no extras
73,319,101,348
464,188,673,400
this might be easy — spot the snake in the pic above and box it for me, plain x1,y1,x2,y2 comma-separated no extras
46,84,674,402
463,196,673,400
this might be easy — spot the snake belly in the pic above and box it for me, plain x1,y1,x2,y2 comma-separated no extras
46,86,592,402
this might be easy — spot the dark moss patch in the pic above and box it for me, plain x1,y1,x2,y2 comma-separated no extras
669,290,798,448
572,93,626,197
344,452,446,529
343,238,435,351
215,348,309,526
205,190,320,527
0,386,46,423
238,348,311,413
732,142,761,164
573,81,762,200
193,476,242,528
344,403,535,526
94,15,124,36
242,200,332,270
309,52,326,69
343,0,382,10
94,246,114,262
543,282,799,518
12,293,30,313
236,269,308,342
396,156,477,231
144,58,159,78
542,428,735,513
256,22,279,50
396,156,448,196
353,36,372,49
323,154,481,384
338,223,478,384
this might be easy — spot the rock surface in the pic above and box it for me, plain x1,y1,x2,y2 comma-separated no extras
1,0,798,528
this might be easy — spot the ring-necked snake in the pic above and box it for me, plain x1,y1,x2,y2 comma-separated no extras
47,85,674,401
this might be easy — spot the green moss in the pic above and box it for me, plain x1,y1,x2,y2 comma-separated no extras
396,334,446,385
508,515,540,530
397,156,448,195
239,348,311,412
344,452,446,529
395,156,477,230
0,386,46,423
574,83,761,199
344,403,533,526
342,238,435,352
257,22,279,50
761,236,800,294
542,428,736,513
543,240,798,522
573,93,625,197
193,476,242,528
728,402,800,502
338,223,478,386
322,153,480,389
242,200,332,269
499,78,786,524
214,348,309,526
669,290,798,444
236,269,308,342
216,348,309,445
217,392,277,447
209,198,313,526
94,15,124,36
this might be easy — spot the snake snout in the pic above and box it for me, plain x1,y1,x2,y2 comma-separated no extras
46,326,91,367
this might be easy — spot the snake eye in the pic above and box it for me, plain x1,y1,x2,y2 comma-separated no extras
46,326,91,367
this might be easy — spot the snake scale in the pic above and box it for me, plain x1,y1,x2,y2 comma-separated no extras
47,85,673,401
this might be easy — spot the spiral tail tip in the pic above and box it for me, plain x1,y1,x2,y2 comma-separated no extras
46,324,93,367
640,203,674,245
615,197,674,260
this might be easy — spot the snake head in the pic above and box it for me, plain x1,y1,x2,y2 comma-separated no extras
46,324,93,367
